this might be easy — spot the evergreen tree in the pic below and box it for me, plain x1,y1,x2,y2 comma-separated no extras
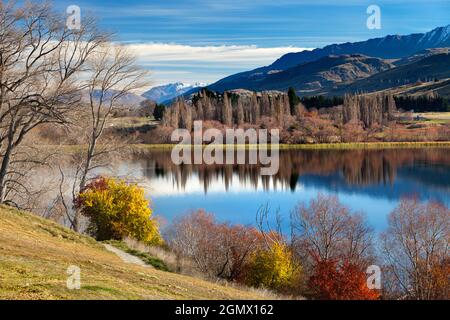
153,104,166,121
288,87,300,115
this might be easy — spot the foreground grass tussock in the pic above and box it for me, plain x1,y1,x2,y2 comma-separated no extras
0,205,270,300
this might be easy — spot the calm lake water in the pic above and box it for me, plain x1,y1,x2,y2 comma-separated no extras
112,148,450,232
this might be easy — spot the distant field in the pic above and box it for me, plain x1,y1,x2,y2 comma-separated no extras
414,112,450,120
413,112,450,124
108,116,156,128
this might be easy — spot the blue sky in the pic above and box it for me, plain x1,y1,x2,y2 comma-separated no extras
55,0,450,87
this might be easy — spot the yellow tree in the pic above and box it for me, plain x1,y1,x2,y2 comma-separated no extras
245,241,299,290
75,176,162,245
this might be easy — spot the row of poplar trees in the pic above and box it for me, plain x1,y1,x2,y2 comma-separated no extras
163,89,397,130
343,93,396,128
162,89,305,130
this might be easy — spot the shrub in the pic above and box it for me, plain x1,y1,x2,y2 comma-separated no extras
167,210,264,281
308,259,380,300
75,176,162,245
244,242,299,291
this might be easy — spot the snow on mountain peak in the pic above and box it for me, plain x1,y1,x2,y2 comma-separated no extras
142,82,207,104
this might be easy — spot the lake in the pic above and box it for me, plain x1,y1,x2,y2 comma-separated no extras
110,147,450,232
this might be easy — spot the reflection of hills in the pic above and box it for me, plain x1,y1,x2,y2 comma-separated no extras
397,164,450,190
133,148,450,199
300,170,449,204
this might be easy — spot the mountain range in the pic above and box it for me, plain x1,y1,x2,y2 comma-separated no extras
205,25,450,96
142,82,206,104
137,25,450,105
227,54,394,93
88,90,146,108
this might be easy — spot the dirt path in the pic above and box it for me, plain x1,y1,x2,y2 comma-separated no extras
103,244,152,268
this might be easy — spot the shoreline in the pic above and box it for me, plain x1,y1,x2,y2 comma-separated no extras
131,141,450,150
39,141,450,152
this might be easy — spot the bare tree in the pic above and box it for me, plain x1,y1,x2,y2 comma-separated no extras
255,203,286,250
250,92,259,124
195,99,204,120
223,91,232,127
179,99,192,130
381,198,449,300
202,90,214,120
60,44,149,231
290,194,374,266
236,98,244,125
260,92,270,116
0,1,106,205
168,209,263,281
343,93,396,128
294,101,306,119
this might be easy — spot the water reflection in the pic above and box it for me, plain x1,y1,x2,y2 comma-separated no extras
133,148,450,198
120,148,450,231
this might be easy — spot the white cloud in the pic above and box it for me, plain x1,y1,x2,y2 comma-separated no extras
127,43,310,64
123,43,312,86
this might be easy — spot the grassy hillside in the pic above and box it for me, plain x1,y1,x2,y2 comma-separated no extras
328,54,450,96
390,79,450,98
0,205,269,300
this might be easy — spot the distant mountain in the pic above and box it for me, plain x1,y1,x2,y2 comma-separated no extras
142,82,206,104
208,25,450,92
89,90,145,108
327,53,450,96
233,54,394,93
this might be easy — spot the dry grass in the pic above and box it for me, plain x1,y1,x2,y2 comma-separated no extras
0,205,274,300
414,112,450,124
123,238,200,278
121,238,289,300
108,117,156,129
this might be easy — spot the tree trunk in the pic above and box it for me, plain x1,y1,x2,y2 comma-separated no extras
0,133,14,204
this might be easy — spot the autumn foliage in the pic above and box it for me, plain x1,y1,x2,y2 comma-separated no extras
165,195,448,300
168,210,264,281
308,259,380,300
291,194,378,299
75,176,162,245
381,198,449,299
245,242,300,291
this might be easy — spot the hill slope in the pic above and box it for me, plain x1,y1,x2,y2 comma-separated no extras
327,53,450,96
244,54,393,93
0,205,267,300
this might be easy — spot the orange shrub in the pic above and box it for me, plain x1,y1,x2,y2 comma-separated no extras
308,259,380,300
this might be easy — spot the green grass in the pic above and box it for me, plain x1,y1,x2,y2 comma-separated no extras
104,240,170,272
